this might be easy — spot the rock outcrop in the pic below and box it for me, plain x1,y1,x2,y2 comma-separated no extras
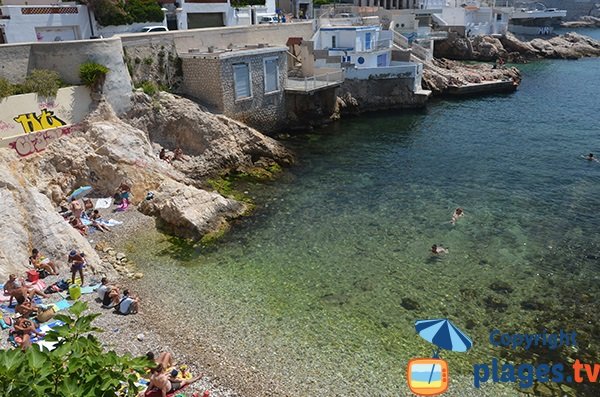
0,92,293,279
421,58,521,95
562,16,600,28
435,32,600,62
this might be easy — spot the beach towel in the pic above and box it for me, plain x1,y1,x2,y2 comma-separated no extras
80,285,99,294
53,299,72,312
81,218,93,226
95,198,113,209
99,219,123,227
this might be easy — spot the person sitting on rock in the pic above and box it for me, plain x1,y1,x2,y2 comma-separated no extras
83,198,94,216
115,289,139,315
15,295,39,317
159,148,172,164
90,210,111,232
173,147,186,161
431,244,449,255
12,317,45,350
68,250,86,285
29,248,58,275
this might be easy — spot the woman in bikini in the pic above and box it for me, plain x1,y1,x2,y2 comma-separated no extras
12,317,44,350
146,364,202,396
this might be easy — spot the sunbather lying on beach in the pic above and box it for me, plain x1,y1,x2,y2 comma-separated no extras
90,210,111,232
29,248,58,275
146,364,202,396
12,317,44,350
4,274,48,306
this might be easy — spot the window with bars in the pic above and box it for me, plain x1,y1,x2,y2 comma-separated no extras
263,57,279,93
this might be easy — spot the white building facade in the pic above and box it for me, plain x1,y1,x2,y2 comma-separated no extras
0,2,93,44
176,0,276,29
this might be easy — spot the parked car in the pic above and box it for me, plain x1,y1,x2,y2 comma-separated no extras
140,26,169,33
259,16,279,24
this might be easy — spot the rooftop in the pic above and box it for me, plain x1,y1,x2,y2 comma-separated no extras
179,44,287,59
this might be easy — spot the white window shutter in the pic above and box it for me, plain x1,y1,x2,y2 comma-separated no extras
234,63,250,99
264,58,278,93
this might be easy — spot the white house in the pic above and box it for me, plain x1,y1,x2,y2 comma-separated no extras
0,1,93,44
419,0,511,36
176,0,276,29
306,23,424,92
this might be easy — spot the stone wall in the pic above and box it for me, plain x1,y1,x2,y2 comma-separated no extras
285,88,339,130
220,52,287,133
0,38,133,114
180,57,223,111
338,77,428,113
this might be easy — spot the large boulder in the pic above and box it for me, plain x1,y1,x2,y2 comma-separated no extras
139,181,246,240
434,32,474,60
499,33,537,58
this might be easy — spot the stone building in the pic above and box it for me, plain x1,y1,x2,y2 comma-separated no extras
180,45,288,132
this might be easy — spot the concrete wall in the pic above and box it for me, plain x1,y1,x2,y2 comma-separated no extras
338,76,427,113
0,38,133,114
0,86,91,156
120,21,314,52
0,86,91,141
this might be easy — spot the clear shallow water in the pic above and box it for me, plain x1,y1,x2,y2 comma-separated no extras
129,40,600,396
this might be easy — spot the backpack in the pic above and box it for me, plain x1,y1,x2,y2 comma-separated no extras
37,269,49,279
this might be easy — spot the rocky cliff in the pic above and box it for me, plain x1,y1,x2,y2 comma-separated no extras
0,92,293,279
435,32,600,62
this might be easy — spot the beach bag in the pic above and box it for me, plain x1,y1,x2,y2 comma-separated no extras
37,269,49,279
36,307,56,323
68,284,81,300
26,270,39,282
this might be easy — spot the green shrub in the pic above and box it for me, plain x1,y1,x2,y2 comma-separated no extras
0,302,149,396
91,0,130,26
125,0,164,23
79,61,109,90
138,80,157,96
143,57,153,65
0,77,14,99
21,69,62,97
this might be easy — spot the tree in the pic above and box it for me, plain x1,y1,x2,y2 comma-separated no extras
0,301,150,396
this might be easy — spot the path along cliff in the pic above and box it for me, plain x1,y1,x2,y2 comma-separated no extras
0,92,293,280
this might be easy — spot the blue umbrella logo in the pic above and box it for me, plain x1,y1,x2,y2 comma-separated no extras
408,318,472,393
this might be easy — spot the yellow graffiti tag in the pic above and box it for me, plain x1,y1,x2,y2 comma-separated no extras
13,109,66,133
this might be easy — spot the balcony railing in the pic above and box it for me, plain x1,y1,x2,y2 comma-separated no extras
285,70,344,93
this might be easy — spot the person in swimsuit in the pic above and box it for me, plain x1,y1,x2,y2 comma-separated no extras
29,248,58,275
450,207,464,225
15,295,39,317
68,250,86,285
4,274,48,306
70,199,83,219
97,277,120,307
13,317,44,350
90,210,111,232
431,244,449,255
146,364,202,396
146,351,174,369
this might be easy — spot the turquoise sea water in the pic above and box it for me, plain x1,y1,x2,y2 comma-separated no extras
130,33,600,396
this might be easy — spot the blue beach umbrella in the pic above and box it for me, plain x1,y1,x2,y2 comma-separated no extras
415,318,473,384
68,185,93,201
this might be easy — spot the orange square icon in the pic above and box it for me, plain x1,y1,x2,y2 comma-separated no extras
407,358,449,396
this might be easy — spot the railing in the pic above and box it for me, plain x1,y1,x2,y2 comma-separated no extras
286,70,344,92
391,29,410,49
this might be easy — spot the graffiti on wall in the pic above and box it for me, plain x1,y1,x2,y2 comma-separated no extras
7,124,79,157
13,109,66,133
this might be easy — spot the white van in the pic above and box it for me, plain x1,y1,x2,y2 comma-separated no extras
259,16,279,24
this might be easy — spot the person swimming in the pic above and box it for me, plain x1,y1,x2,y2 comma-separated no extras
451,207,464,224
431,244,448,255
585,153,598,162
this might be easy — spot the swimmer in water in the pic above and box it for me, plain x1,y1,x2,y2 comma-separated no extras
451,207,464,225
431,244,448,255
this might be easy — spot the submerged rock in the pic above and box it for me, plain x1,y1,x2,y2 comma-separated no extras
400,297,421,311
484,295,509,312
489,280,514,294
